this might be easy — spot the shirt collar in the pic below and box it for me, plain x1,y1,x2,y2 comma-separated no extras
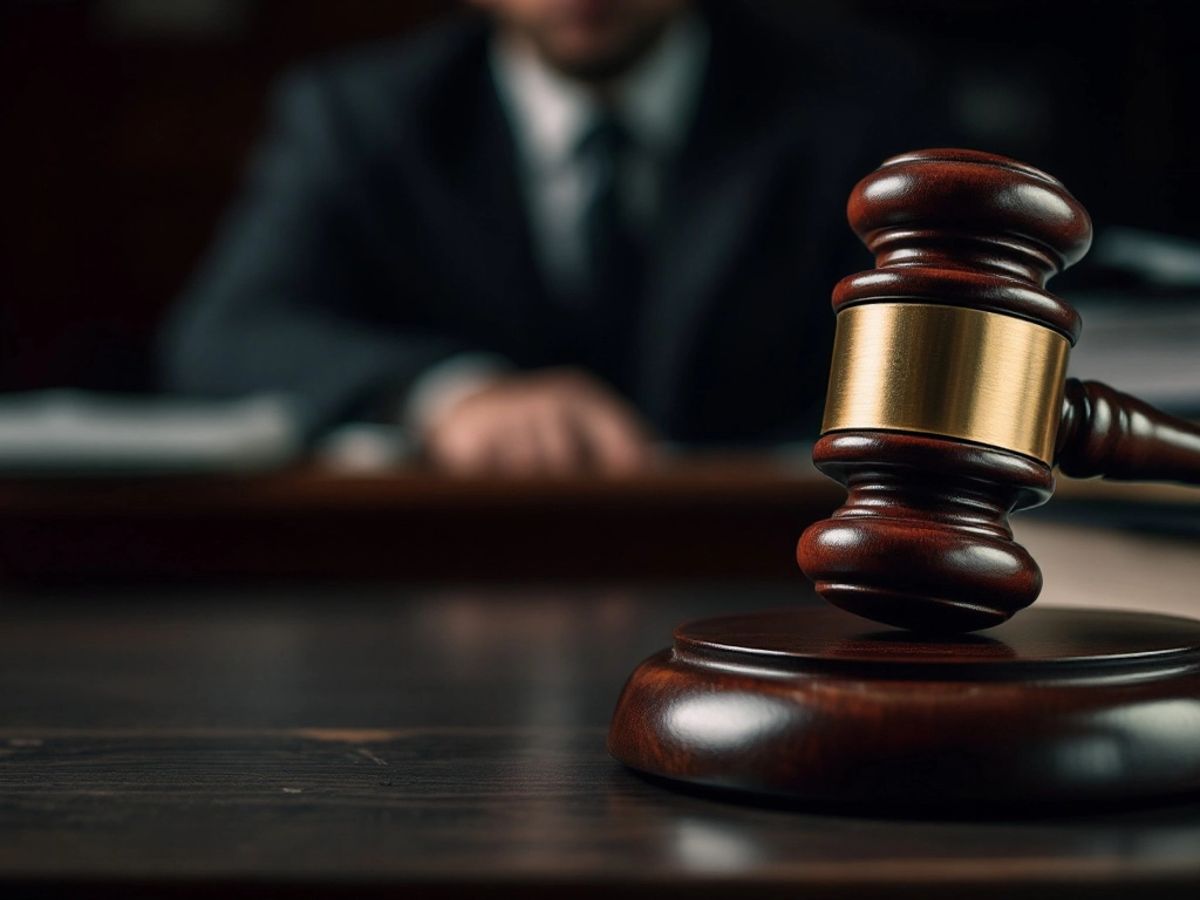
491,12,709,172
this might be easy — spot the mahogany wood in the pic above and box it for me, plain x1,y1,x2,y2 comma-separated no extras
798,432,1053,631
608,149,1200,814
1058,378,1200,482
0,462,1193,584
608,606,1200,809
0,460,842,583
798,149,1200,631
9,582,1200,896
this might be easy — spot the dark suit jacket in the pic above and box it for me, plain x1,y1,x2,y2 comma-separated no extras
161,2,942,444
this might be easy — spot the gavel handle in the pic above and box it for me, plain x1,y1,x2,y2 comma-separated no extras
1055,379,1200,483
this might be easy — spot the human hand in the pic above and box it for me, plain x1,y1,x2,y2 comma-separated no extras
422,368,655,476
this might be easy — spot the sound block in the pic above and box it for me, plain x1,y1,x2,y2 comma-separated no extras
608,606,1200,811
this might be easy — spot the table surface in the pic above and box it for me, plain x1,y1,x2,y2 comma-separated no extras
1,459,1196,583
0,459,841,581
4,521,1200,899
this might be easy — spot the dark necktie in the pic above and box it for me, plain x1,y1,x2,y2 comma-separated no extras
572,110,645,392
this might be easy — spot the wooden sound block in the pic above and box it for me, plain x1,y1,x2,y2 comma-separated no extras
608,606,1200,811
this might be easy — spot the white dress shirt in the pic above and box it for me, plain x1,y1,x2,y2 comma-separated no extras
491,12,709,299
406,14,709,433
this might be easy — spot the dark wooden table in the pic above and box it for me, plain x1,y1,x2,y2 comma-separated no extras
1,459,1196,583
0,459,841,582
4,579,1200,898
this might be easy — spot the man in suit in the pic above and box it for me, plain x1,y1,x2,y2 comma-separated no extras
162,0,934,474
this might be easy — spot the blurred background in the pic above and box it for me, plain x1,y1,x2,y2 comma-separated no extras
3,0,1199,398
5,8,1200,887
0,0,1197,584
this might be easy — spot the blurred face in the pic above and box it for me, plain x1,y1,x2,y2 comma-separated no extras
475,0,690,82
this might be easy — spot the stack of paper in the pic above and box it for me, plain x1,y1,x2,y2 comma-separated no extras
0,391,301,474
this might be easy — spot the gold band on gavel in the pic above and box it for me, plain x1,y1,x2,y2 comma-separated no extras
821,303,1070,464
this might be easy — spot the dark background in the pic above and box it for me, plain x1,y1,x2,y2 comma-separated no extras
4,0,1197,396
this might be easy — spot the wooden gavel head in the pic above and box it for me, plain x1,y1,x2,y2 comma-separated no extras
797,148,1200,633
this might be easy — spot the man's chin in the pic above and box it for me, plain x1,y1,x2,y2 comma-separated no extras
534,24,670,84
545,54,638,84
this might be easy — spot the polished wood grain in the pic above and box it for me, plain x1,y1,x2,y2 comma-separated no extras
834,148,1090,339
0,458,841,583
627,150,1200,815
608,606,1200,808
802,149,1089,631
4,577,1200,898
1058,378,1200,482
0,458,1193,586
800,149,1200,631
799,432,1055,631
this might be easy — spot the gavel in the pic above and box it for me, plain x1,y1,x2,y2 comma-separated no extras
796,148,1200,633
609,149,1200,809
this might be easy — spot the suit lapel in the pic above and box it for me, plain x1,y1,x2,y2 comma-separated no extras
411,28,549,353
638,131,792,423
635,6,804,426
